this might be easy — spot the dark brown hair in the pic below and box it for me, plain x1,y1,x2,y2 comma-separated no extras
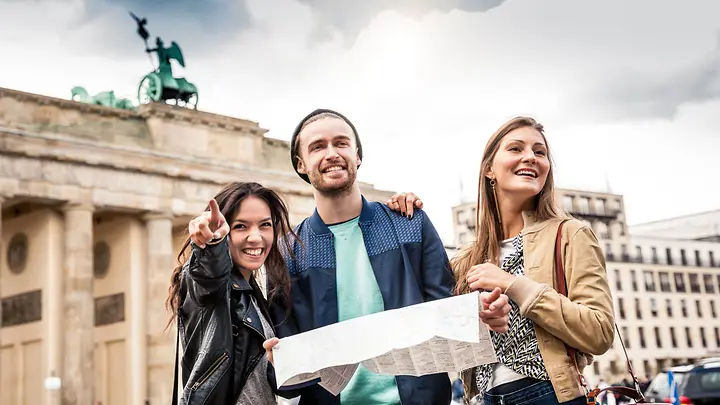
165,182,297,326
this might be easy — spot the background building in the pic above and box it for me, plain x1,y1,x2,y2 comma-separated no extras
451,189,720,385
0,87,394,405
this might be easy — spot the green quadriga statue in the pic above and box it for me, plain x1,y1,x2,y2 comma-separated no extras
70,12,199,110
131,12,198,109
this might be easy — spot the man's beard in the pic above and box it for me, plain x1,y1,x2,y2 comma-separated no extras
309,165,357,197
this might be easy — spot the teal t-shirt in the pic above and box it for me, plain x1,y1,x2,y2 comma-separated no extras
329,217,401,405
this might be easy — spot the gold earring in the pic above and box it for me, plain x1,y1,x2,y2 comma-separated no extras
490,178,502,224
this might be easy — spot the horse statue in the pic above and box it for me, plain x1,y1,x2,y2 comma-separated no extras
71,86,135,110
131,13,198,108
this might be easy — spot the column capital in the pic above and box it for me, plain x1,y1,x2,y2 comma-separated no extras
142,211,174,222
62,201,95,212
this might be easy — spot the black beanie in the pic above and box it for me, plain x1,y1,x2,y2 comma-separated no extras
290,108,363,184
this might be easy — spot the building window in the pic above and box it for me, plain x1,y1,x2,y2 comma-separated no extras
619,298,626,319
666,299,673,317
644,271,655,292
621,244,630,262
670,327,678,348
686,327,693,348
594,199,606,215
712,301,717,318
631,270,638,291
681,249,688,266
654,327,662,348
652,247,659,264
606,243,614,262
660,272,672,292
681,299,688,317
596,222,610,240
622,326,631,349
639,327,646,348
562,195,574,212
704,274,715,294
593,362,600,375
635,298,642,319
614,269,622,291
578,197,590,213
644,360,653,376
636,246,643,263
715,327,720,347
695,250,702,267
650,298,658,317
690,273,701,293
696,300,703,317
675,273,686,293
701,327,707,348
666,248,674,265
711,251,716,267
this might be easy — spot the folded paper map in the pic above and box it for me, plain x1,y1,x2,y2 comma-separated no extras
273,291,497,395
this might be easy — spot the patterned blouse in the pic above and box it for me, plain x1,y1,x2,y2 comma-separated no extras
475,234,549,394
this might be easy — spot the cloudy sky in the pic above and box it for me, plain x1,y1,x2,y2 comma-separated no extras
1,0,719,243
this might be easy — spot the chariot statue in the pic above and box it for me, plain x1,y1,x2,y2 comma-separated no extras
70,12,199,110
130,12,198,108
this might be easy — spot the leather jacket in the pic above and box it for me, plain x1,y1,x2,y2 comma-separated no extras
177,239,276,405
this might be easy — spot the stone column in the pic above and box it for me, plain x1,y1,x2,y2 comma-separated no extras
128,218,147,405
47,209,64,405
144,213,175,405
0,195,4,351
62,202,95,405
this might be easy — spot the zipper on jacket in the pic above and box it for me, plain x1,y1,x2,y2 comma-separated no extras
190,352,229,391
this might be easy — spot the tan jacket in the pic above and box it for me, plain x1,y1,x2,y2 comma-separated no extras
463,213,615,403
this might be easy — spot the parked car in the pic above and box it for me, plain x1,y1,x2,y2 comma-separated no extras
644,359,720,404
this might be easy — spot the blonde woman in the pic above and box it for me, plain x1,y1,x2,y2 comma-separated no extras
394,116,614,405
456,116,614,405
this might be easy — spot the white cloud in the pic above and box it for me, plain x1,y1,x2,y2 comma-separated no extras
0,0,718,243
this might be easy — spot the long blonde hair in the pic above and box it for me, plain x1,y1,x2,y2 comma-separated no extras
452,116,567,295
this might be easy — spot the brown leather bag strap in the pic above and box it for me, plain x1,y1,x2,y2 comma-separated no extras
554,220,648,403
614,323,645,397
554,220,569,296
553,220,589,393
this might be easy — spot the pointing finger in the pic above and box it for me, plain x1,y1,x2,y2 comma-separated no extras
209,199,221,221
197,218,214,241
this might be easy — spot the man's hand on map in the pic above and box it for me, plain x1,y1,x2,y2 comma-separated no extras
478,287,511,333
263,337,280,366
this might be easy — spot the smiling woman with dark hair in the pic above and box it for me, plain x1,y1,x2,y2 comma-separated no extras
166,181,296,405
